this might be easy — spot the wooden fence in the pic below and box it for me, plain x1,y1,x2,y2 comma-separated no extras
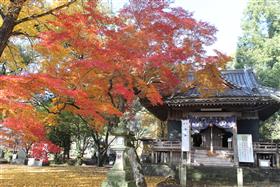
150,140,280,167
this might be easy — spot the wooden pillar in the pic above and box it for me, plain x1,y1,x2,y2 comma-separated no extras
164,152,167,163
276,153,280,168
276,143,280,168
181,119,191,165
254,152,258,167
232,124,239,166
155,152,158,164
151,151,154,163
210,125,213,153
170,151,173,164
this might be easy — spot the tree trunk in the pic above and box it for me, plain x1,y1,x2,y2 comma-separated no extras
76,154,83,165
0,0,26,57
97,153,103,167
63,148,70,160
96,149,108,167
127,147,147,187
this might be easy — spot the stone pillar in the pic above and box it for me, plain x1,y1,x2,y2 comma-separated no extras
187,152,191,165
237,167,243,187
102,123,137,187
179,164,187,186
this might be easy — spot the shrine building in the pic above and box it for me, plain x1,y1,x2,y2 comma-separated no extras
144,69,280,167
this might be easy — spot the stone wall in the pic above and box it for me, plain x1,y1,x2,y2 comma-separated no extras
144,164,280,186
142,164,175,177
183,166,280,186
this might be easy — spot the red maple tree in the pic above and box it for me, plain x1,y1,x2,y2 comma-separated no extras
0,0,230,151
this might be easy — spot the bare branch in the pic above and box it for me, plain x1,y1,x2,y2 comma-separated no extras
15,0,77,25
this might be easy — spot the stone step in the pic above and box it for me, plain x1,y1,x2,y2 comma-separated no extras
192,150,233,154
192,159,233,164
193,160,233,164
191,150,232,154
193,157,231,160
192,157,232,161
191,150,234,166
193,159,233,163
193,159,232,164
193,157,232,161
188,149,234,166
191,156,231,160
193,162,234,166
194,160,232,164
191,151,233,160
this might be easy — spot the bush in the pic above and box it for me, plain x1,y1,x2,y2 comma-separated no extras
66,159,77,166
53,154,65,164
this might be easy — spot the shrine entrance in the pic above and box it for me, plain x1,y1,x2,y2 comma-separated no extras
188,116,236,166
190,116,236,150
193,125,233,150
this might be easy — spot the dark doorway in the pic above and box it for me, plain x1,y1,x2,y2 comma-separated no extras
192,126,232,149
222,131,233,148
193,133,202,147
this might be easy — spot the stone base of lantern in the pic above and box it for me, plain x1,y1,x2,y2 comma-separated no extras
102,150,137,187
102,170,137,187
102,140,137,187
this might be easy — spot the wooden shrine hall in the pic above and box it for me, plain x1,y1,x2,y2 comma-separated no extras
144,69,280,167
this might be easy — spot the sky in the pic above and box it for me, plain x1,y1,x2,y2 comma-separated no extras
111,0,248,55
174,0,248,55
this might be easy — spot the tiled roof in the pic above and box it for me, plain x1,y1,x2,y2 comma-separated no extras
165,69,280,105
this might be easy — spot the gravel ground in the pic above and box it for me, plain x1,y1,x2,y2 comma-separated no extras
0,164,165,187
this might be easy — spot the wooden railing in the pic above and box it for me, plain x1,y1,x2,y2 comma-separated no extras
152,141,280,153
152,141,181,151
253,142,280,153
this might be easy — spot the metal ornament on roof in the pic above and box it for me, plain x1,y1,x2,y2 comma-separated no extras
189,116,236,134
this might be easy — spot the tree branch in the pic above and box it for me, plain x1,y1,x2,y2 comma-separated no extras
32,98,59,114
0,8,5,19
108,78,117,107
7,44,20,70
11,31,37,38
15,0,77,25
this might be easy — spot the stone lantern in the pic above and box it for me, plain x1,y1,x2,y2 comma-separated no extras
102,119,137,187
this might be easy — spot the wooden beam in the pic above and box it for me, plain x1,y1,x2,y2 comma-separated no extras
189,112,241,117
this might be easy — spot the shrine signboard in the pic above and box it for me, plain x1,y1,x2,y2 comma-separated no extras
237,134,254,163
181,120,190,152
